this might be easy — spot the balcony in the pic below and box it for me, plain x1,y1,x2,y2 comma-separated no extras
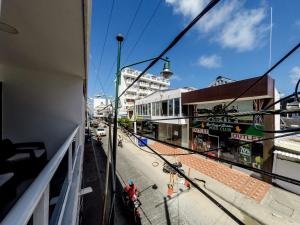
126,87,137,93
125,79,133,84
151,84,160,89
125,94,137,99
139,82,149,87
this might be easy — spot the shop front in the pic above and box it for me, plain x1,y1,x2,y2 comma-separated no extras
191,120,264,168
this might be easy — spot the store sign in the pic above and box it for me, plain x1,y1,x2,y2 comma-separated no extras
231,133,262,142
240,143,251,163
192,128,209,134
206,122,233,132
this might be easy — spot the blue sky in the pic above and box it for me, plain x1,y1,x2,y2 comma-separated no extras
88,0,300,98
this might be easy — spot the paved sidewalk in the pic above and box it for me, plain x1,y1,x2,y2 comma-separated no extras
150,142,271,203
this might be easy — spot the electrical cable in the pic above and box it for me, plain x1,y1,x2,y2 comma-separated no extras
102,0,144,94
126,128,300,186
118,0,221,99
223,42,300,111
131,108,300,123
295,79,300,102
252,91,300,133
122,127,196,156
122,126,245,225
123,0,162,64
94,0,116,94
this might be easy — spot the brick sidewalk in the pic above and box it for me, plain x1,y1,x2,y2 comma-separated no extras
150,142,271,203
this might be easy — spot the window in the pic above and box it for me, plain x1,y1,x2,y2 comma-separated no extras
174,98,180,116
168,99,173,116
162,100,168,116
157,102,161,116
152,103,155,116
155,102,159,116
148,103,151,115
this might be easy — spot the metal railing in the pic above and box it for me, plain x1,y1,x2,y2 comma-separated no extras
1,126,82,225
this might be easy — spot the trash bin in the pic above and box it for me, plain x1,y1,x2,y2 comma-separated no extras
138,138,147,147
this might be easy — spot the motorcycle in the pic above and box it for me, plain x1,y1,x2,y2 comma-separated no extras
118,139,123,148
121,190,142,225
162,162,185,178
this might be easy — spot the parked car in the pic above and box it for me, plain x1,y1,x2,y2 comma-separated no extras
96,128,106,136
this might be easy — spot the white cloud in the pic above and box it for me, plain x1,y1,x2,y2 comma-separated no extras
170,74,182,81
165,0,267,51
218,8,266,51
289,66,300,85
197,54,222,68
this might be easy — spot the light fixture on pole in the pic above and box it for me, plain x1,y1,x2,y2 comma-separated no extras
160,57,173,79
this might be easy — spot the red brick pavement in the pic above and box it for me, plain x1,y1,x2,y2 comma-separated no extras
151,142,271,203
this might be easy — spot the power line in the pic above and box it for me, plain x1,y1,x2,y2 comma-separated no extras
94,0,116,94
132,109,300,123
121,126,245,225
118,0,222,98
223,42,300,111
123,0,162,64
102,0,144,95
123,129,196,156
131,129,300,186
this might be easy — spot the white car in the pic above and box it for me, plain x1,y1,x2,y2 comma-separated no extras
96,128,106,136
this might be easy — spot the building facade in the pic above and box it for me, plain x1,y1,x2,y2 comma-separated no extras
93,95,112,118
182,75,278,173
135,88,194,147
119,68,170,118
273,136,300,195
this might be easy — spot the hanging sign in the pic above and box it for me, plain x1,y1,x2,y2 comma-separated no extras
231,133,262,142
240,143,251,163
192,128,209,134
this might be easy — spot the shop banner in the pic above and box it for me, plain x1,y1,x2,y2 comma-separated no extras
192,120,264,138
231,133,263,142
240,143,252,164
192,128,209,134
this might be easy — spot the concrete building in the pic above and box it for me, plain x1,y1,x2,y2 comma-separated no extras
208,75,235,87
182,75,278,174
0,0,91,224
135,88,195,147
93,95,112,119
273,135,300,195
119,67,170,118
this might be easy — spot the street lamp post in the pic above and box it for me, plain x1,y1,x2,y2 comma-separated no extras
110,33,173,224
110,33,123,225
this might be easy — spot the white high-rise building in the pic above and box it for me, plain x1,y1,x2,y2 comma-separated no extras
119,67,170,118
93,95,112,118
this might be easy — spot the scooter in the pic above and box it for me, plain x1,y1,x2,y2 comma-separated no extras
162,162,185,178
121,191,142,225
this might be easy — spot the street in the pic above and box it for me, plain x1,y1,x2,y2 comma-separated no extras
100,125,262,225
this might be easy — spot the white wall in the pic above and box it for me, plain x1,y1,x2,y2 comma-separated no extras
273,154,300,195
182,125,188,147
0,64,85,158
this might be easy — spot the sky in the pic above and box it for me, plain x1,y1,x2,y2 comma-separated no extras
88,0,300,99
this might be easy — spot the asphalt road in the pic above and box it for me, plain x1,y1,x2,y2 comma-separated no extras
99,124,261,225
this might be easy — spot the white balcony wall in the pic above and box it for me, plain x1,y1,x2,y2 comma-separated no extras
0,64,85,158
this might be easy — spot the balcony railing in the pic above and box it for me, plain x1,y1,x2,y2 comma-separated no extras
2,126,83,225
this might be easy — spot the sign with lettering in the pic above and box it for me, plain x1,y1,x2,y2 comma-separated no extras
231,133,262,142
240,143,251,163
192,128,209,134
